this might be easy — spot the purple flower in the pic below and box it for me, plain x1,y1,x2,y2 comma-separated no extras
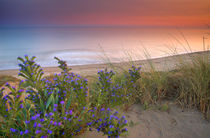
36,114,40,118
33,122,37,128
38,123,42,127
58,122,62,126
35,130,42,134
69,110,73,115
10,128,16,133
24,129,29,134
31,116,37,120
49,112,53,116
47,130,52,134
53,121,57,126
20,131,24,135
60,101,65,105
50,121,53,124
18,89,24,93
40,118,45,122
25,120,30,124
19,104,23,108
109,125,114,128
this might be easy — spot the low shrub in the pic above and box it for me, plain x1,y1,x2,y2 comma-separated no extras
94,65,141,108
0,55,134,137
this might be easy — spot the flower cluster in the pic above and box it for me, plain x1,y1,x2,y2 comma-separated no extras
0,56,129,137
96,66,141,107
87,107,128,137
97,69,115,105
128,65,141,83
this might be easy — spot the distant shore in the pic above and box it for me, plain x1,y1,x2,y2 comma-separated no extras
0,50,209,78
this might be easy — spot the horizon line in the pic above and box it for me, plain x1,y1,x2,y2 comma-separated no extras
0,24,209,29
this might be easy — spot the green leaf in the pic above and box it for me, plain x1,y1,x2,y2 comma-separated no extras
46,93,54,110
31,56,36,61
40,99,45,113
21,107,27,120
18,72,29,80
66,97,72,110
17,57,25,63
55,94,59,105
44,89,48,97
25,55,29,61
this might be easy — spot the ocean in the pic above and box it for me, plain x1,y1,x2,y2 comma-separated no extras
0,26,209,70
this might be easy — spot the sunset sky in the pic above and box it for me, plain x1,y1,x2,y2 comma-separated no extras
0,0,209,27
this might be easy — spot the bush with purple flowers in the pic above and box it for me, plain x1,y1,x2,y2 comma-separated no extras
95,65,141,107
127,65,141,83
124,65,141,99
87,107,128,137
0,56,131,137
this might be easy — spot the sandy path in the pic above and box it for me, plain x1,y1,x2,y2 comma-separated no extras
78,103,210,138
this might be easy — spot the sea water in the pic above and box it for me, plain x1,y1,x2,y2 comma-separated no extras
0,26,209,70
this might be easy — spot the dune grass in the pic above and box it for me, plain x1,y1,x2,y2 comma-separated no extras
0,75,19,87
46,49,210,119
175,54,210,118
102,50,210,119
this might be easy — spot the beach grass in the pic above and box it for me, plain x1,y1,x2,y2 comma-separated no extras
101,50,210,119
0,75,19,87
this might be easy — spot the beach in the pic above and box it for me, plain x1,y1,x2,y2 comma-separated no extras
1,50,209,78
1,0,210,137
0,51,210,138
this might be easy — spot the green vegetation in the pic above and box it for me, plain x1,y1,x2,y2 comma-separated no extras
0,55,140,137
106,52,210,119
0,75,19,87
0,51,209,137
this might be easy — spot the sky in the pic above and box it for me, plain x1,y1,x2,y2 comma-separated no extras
0,0,209,27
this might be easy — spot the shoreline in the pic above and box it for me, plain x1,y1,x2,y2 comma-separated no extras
0,50,209,77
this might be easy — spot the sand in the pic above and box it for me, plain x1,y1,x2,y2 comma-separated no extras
78,103,210,138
